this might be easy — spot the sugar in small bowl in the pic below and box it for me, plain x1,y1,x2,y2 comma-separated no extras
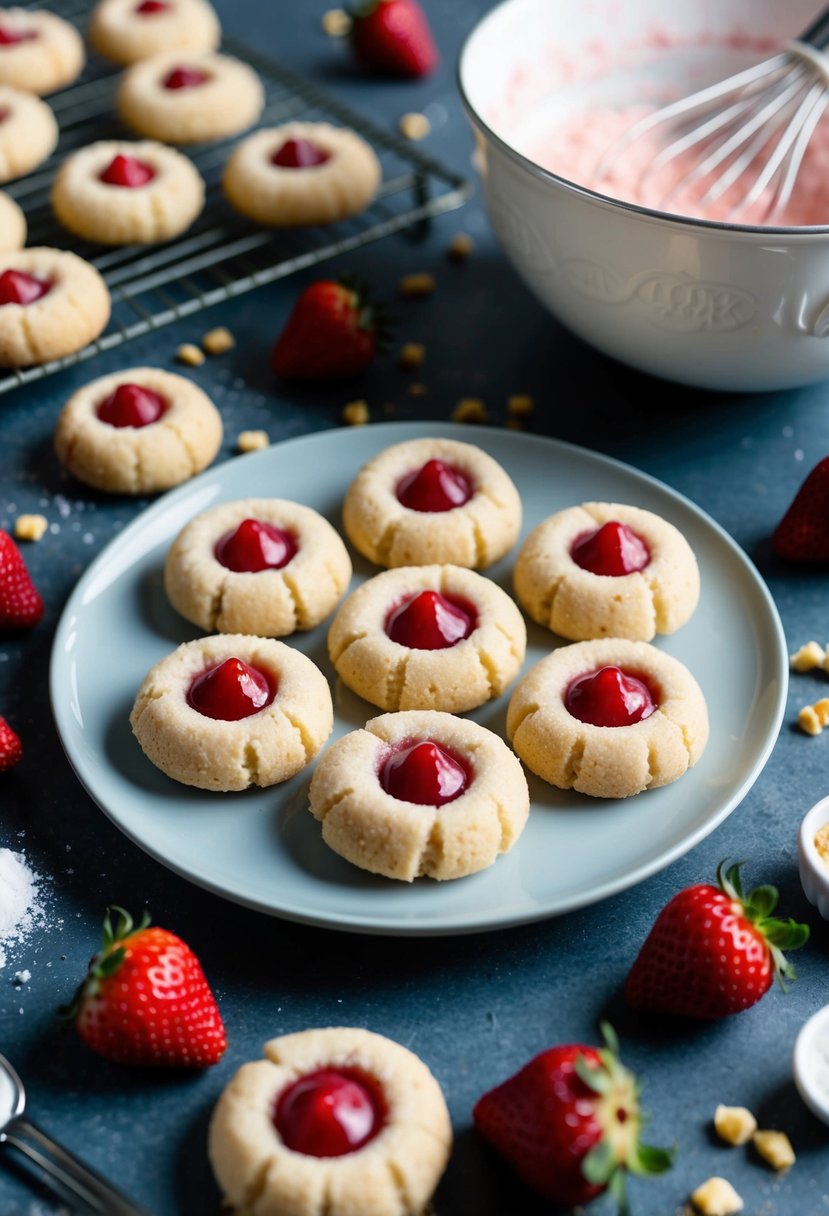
798,794,829,921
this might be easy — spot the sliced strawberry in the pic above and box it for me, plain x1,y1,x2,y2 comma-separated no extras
773,456,829,562
350,0,438,77
271,278,384,381
0,530,44,630
0,715,22,771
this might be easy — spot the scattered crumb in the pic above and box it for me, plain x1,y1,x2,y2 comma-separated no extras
452,397,487,424
790,640,827,671
507,394,534,417
798,698,829,734
13,969,31,985
342,400,369,426
690,1177,743,1216
14,514,48,542
753,1130,795,1172
814,822,829,863
176,342,205,367
399,342,425,370
202,327,235,356
237,430,269,453
447,232,474,262
399,112,430,141
714,1105,757,1147
408,382,428,397
399,272,436,298
322,7,351,36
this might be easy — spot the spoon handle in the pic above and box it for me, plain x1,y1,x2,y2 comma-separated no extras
4,1115,153,1215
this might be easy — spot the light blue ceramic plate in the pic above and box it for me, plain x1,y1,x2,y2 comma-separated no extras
50,422,787,935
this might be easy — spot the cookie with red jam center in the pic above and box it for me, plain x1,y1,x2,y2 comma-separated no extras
0,9,84,94
507,638,709,799
208,1027,452,1216
88,0,221,66
0,85,58,184
0,248,110,369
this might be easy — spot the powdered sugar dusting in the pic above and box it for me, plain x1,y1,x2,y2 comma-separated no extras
0,849,45,970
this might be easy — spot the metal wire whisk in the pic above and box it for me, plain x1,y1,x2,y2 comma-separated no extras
597,7,829,222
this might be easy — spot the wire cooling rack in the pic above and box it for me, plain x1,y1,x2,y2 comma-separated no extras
0,1,471,397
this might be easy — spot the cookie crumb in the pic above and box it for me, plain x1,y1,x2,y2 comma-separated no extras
202,327,235,356
176,342,205,367
507,394,534,417
790,640,826,671
798,698,829,734
399,342,425,370
400,272,436,298
452,397,487,424
237,430,269,453
753,1130,795,1172
322,7,351,35
714,1105,757,1146
408,382,428,397
342,400,369,426
14,514,48,542
399,112,430,141
690,1177,743,1216
447,232,474,262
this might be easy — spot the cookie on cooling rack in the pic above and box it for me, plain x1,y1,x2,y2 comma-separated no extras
117,51,264,144
507,638,709,799
0,86,58,183
54,367,223,494
328,564,526,713
0,248,110,368
164,497,352,637
343,436,522,569
0,8,85,94
514,501,700,641
88,0,220,66
309,710,530,882
222,123,382,227
130,634,334,791
0,190,24,250
52,139,205,245
209,1027,452,1216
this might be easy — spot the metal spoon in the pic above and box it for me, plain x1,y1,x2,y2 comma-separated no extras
0,1054,153,1215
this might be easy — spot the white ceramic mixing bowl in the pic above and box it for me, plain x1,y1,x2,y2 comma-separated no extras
459,0,829,391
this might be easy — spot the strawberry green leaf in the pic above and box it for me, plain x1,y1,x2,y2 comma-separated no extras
582,1138,617,1185
628,1142,675,1176
92,946,125,980
600,1020,620,1057
764,919,810,950
574,1053,611,1094
745,884,779,919
608,1168,630,1216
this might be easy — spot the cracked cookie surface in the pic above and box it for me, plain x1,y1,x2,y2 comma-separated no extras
343,437,522,569
0,190,24,250
54,366,222,494
514,501,699,641
164,497,352,637
88,0,220,66
507,637,709,799
328,564,526,713
0,247,110,368
309,710,530,881
209,1026,452,1216
130,634,333,791
0,85,58,183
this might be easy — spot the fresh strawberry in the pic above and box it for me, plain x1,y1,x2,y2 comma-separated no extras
350,0,438,78
625,861,809,1019
773,456,829,562
66,907,226,1068
0,530,43,630
271,278,384,381
474,1024,672,1211
0,715,22,771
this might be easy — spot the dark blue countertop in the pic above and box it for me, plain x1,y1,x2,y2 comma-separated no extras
1,2,829,1214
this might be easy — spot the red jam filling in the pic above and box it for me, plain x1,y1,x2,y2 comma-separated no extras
271,138,331,169
215,519,298,573
565,666,656,728
187,657,274,721
99,154,156,188
163,65,209,89
97,383,166,428
0,26,38,47
381,739,469,806
386,590,476,650
275,1068,386,1158
571,521,650,576
135,0,169,13
0,270,51,307
396,459,472,513
0,108,9,124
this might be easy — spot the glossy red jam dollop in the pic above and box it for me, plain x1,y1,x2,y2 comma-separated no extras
215,519,297,573
565,665,656,728
97,383,166,428
381,739,469,806
135,0,169,13
99,154,156,188
386,590,476,650
163,65,209,89
396,459,472,513
571,521,650,576
275,1068,386,1158
0,270,51,307
0,26,38,46
0,108,9,124
271,138,331,168
187,657,274,721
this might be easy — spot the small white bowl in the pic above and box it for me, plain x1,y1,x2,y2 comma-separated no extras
793,1004,829,1127
798,794,829,920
